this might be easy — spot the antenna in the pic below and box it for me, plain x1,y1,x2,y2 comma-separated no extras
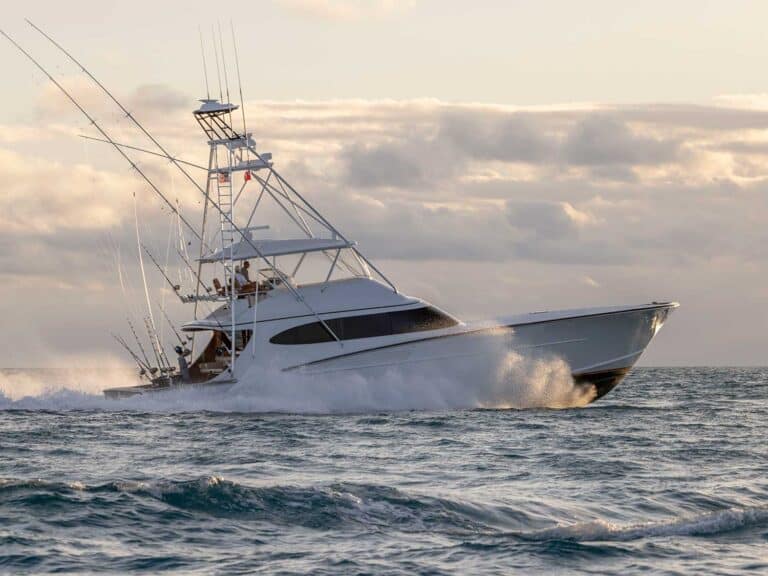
211,24,223,101
231,20,249,144
217,21,231,106
198,26,210,99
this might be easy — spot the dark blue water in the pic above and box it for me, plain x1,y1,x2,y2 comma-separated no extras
1,367,766,574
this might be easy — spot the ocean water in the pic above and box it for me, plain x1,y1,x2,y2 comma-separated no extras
0,367,766,574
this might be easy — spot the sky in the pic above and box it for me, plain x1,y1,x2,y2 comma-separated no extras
1,0,767,367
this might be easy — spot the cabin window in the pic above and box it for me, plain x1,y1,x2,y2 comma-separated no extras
269,307,457,345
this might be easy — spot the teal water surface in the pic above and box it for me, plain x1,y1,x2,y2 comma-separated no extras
1,367,766,574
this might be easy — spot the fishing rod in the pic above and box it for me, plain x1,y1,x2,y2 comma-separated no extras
23,22,253,255
141,243,186,301
144,316,172,373
144,242,225,356
0,28,207,246
173,196,208,304
175,248,212,295
126,317,155,374
158,205,175,350
142,316,164,371
1,25,234,361
133,192,162,364
146,248,225,346
192,147,214,357
110,332,151,378
157,302,187,347
9,23,343,342
24,20,349,294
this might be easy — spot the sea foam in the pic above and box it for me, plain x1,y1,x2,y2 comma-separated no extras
0,335,593,413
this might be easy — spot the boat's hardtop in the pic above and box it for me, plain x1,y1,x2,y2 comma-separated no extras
194,99,239,115
198,237,355,263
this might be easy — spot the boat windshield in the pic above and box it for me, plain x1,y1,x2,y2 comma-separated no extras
270,307,457,345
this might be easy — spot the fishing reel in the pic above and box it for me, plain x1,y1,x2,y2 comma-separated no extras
174,345,192,357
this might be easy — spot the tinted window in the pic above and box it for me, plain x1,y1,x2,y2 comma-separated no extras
270,307,457,345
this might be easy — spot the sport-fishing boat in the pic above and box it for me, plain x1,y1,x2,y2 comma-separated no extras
100,97,677,401
2,24,678,404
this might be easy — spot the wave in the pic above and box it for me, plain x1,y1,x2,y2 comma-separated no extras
4,475,766,542
519,507,768,542
0,476,506,534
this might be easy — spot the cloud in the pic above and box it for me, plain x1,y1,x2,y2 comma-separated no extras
616,103,768,131
439,110,556,163
336,107,689,193
0,148,133,236
7,91,768,269
507,201,592,239
0,124,51,144
127,84,189,118
562,114,680,166
343,142,425,188
36,78,191,135
711,140,768,157
3,87,768,364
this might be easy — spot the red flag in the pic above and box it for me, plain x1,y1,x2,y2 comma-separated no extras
244,170,252,182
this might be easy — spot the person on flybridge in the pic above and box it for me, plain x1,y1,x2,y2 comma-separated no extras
234,264,257,307
242,261,251,282
234,265,248,288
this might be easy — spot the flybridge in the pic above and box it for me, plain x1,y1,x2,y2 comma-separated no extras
187,90,392,306
198,238,356,263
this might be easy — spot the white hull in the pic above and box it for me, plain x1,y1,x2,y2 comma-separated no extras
256,301,674,401
105,299,676,403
